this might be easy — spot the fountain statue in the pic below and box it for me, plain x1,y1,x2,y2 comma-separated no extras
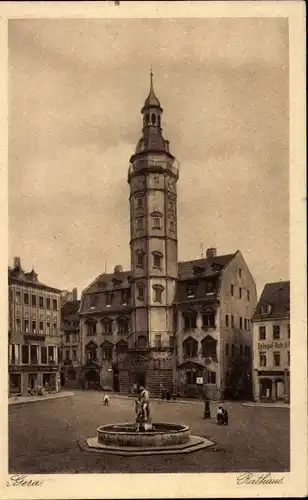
135,385,153,431
81,385,215,456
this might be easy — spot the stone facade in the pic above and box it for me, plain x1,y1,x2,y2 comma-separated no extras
8,257,61,395
60,291,81,389
251,281,290,403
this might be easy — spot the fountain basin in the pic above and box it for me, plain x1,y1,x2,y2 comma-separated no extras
97,423,190,448
80,422,215,456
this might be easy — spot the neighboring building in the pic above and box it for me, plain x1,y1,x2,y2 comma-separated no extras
251,281,290,403
78,74,258,399
176,249,257,400
60,288,81,388
8,257,62,395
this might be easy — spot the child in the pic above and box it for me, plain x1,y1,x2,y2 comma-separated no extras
103,394,110,407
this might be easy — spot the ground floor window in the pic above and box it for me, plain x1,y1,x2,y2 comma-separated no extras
9,374,21,393
43,374,56,391
207,371,216,384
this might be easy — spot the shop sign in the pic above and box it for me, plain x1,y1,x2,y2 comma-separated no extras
258,341,290,350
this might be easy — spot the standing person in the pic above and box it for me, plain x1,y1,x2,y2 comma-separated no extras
160,383,165,400
103,394,110,407
217,406,224,425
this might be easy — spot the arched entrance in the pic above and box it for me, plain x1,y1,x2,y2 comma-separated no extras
85,369,100,390
260,378,272,400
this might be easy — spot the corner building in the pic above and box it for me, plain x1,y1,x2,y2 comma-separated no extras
251,281,290,403
79,75,257,399
8,257,61,395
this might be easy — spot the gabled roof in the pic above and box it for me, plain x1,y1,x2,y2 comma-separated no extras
252,281,290,321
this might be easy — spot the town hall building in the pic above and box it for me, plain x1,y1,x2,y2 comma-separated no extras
78,74,257,399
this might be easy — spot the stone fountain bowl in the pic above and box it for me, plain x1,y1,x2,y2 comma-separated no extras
97,423,190,448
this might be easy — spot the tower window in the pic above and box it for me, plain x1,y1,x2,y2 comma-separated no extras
151,113,156,125
152,251,163,269
136,283,144,301
146,113,149,124
158,115,161,127
231,284,234,296
153,285,164,303
136,250,145,268
152,217,161,229
136,218,143,231
136,197,143,208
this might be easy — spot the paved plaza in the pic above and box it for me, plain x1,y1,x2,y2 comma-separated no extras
9,391,289,474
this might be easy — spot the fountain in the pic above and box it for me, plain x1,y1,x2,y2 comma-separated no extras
80,388,215,456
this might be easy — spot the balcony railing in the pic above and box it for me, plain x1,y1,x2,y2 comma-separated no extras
128,158,180,178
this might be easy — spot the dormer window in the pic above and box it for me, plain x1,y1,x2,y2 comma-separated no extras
205,281,214,295
152,251,163,270
105,292,113,307
136,249,145,268
121,290,129,306
89,294,99,309
187,285,196,298
153,284,164,303
260,304,272,315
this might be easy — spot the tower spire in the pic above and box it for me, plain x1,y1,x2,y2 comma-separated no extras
150,67,153,91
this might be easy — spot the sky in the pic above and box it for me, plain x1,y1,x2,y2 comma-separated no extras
8,17,289,298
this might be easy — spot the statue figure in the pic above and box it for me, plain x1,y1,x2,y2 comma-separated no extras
135,385,152,431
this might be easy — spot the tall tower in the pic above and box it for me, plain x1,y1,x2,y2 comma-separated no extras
127,72,179,394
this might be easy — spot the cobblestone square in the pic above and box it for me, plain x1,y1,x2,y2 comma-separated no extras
9,391,289,473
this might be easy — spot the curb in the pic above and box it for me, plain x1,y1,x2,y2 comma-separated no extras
241,402,290,409
9,392,75,406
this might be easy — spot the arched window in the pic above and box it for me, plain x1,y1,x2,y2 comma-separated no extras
146,113,150,124
101,317,113,335
201,336,217,361
182,337,198,358
151,113,156,125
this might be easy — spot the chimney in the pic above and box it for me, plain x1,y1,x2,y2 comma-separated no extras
206,248,217,259
14,257,21,269
72,287,78,301
114,265,123,273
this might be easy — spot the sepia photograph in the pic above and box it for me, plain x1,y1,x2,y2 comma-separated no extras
1,1,306,499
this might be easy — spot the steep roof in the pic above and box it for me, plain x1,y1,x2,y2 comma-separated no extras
178,254,235,280
252,281,290,321
61,300,80,321
8,267,61,293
